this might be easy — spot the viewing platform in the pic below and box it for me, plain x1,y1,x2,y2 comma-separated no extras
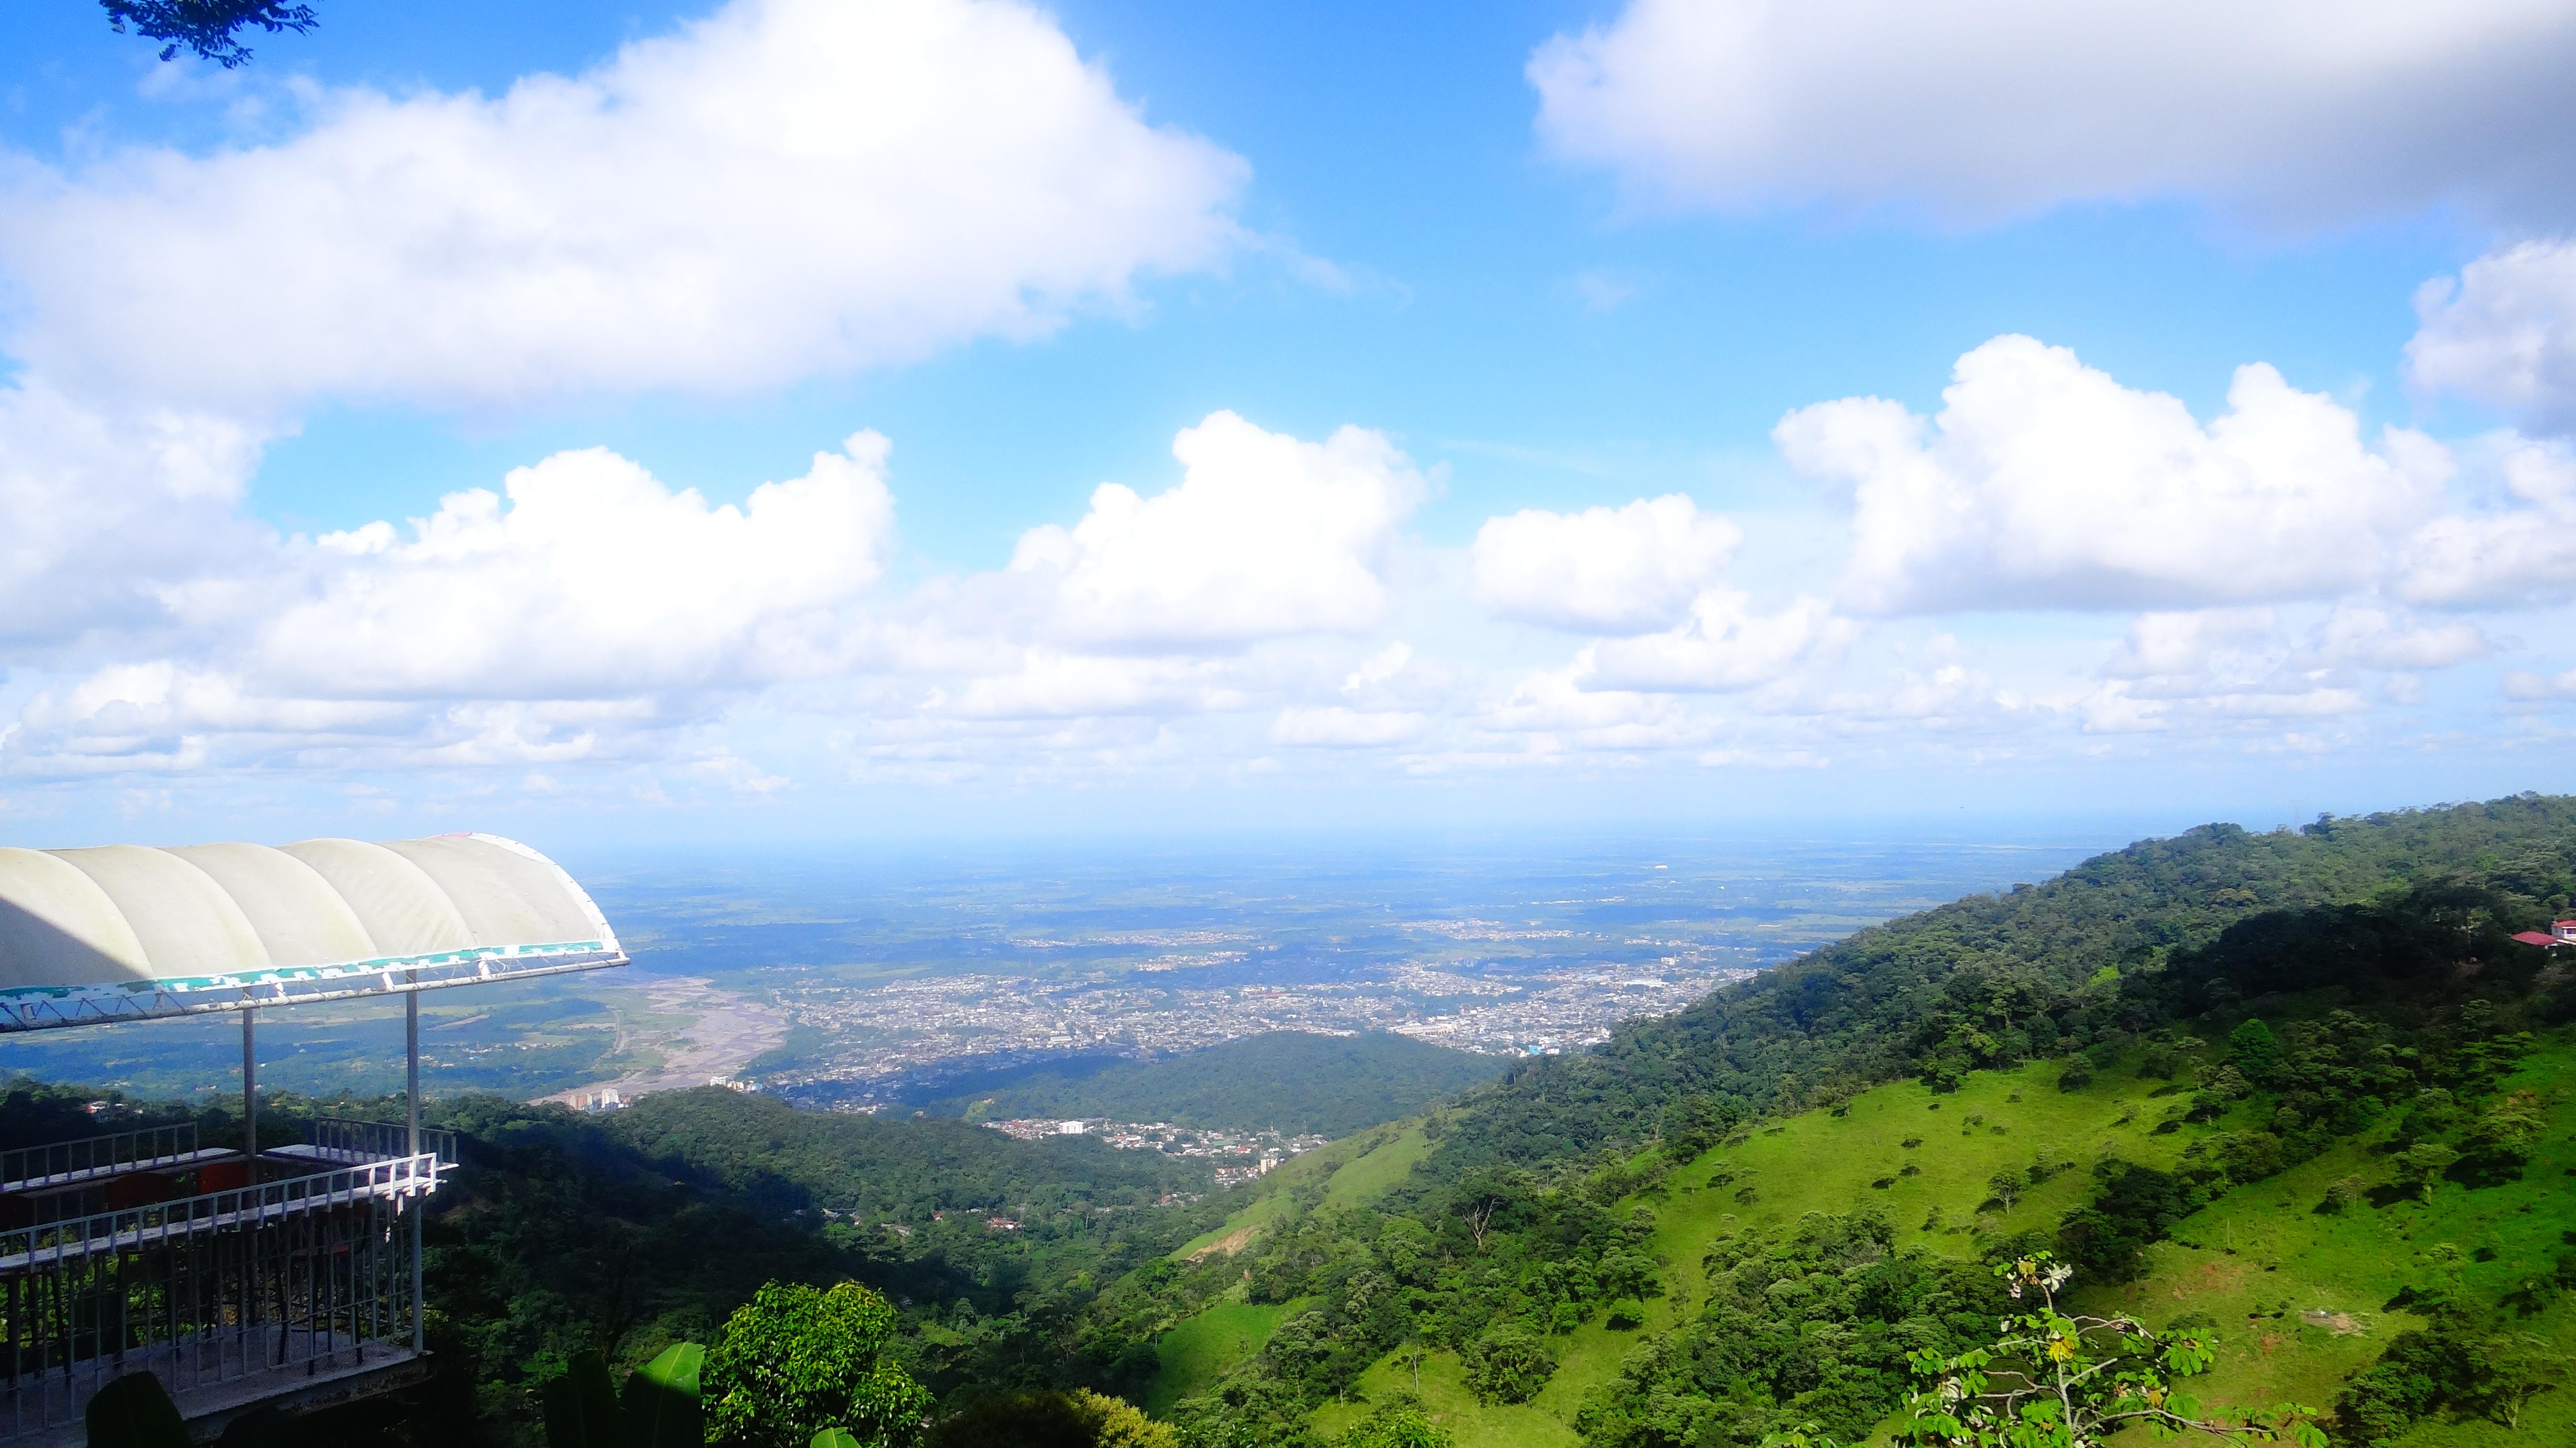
0,832,628,1440
0,1118,454,1442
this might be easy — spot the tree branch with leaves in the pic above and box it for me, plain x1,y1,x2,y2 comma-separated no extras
1752,1254,2330,1448
99,0,318,68
1886,1255,2325,1448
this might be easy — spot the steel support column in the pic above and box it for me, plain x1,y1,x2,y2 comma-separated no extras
241,1008,258,1164
406,978,423,1353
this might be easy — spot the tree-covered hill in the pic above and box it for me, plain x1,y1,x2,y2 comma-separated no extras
608,1086,1208,1218
1436,795,2576,1174
1105,795,2576,1447
925,1031,1508,1137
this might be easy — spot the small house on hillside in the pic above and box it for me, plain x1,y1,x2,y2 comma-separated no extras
0,833,626,1441
2510,919,2576,948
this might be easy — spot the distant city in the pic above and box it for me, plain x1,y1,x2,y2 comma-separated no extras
756,950,1752,1110
513,838,2103,1118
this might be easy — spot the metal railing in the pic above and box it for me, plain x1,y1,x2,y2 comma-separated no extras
0,1155,438,1437
309,1118,456,1170
0,1124,204,1195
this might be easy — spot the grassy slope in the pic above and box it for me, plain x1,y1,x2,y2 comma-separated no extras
1148,1123,1440,1414
2097,1041,2576,1446
1306,1055,2202,1442
1322,1123,1429,1211
1168,1122,1424,1261
1251,1039,2576,1444
1149,1297,1315,1417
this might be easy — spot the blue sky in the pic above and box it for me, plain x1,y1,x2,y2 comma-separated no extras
1,0,2572,849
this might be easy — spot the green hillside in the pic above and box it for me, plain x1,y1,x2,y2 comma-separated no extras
1120,797,2576,1447
928,1030,1507,1136
1263,1037,2576,1445
1441,797,2576,1172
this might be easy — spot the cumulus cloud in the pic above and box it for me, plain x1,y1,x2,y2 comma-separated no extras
945,652,1246,720
254,434,895,699
0,385,269,647
2086,601,2476,733
1341,642,1413,693
2104,609,2279,680
1527,0,2576,228
1471,494,1740,634
2398,438,2576,606
2065,681,2167,735
3,664,390,776
0,0,1247,410
1778,335,2451,614
2312,602,2490,670
2504,668,2576,701
1010,411,1429,649
1271,706,1429,748
2407,240,2576,433
1484,667,1702,750
1581,592,1844,692
0,673,649,778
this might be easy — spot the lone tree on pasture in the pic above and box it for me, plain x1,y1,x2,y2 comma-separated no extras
1985,1169,2024,1210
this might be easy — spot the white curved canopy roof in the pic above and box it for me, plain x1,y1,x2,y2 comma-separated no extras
0,833,623,1032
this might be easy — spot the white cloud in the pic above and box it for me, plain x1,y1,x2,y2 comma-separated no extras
1471,494,1741,634
2202,689,2370,719
0,0,1247,410
2066,681,2167,735
1484,667,1703,750
2312,602,2489,670
2398,437,2576,606
1581,591,1844,692
2085,602,2476,731
1010,411,1429,649
1341,642,1413,693
1528,0,2576,229
0,385,269,647
947,652,1246,720
2407,240,2576,433
2104,609,2278,679
1270,707,1429,748
1778,335,2451,614
254,434,895,699
2505,668,2576,701
690,750,791,796
1756,650,2015,733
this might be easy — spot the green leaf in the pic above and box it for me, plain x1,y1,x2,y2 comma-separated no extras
624,1342,705,1448
809,1431,861,1448
544,1352,625,1448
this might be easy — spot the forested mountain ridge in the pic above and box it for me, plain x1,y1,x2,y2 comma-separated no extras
925,1031,1507,1136
1434,795,2576,1174
1110,795,2576,1447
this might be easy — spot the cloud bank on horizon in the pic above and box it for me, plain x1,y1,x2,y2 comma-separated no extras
3,0,2576,834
